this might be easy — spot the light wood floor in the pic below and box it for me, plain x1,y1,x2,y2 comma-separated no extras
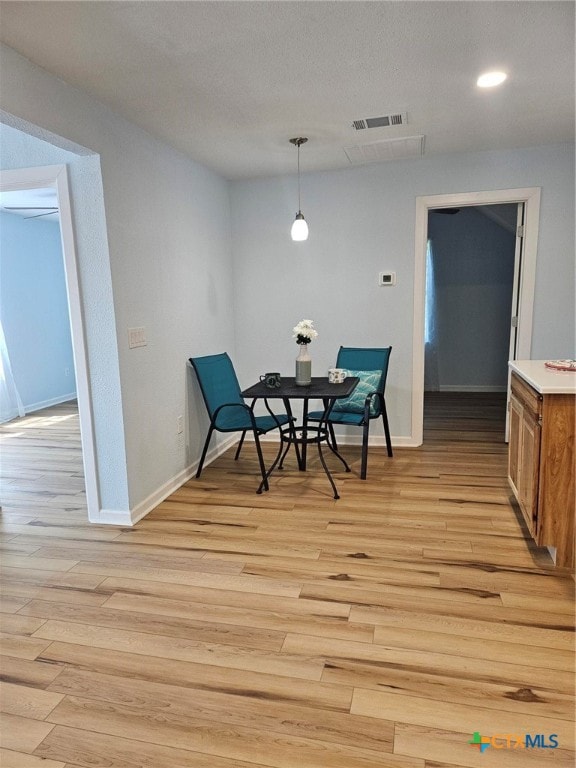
1,395,574,768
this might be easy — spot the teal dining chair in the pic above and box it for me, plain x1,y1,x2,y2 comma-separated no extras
189,353,291,492
308,346,393,479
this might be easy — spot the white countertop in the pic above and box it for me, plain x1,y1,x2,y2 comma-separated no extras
509,360,576,394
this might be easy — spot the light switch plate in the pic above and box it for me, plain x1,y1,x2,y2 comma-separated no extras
128,327,147,348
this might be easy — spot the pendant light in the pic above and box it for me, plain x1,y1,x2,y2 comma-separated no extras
289,137,308,241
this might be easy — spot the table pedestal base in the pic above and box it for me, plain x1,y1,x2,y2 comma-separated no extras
258,400,351,499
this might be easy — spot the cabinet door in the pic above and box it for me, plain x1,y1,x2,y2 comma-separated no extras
518,406,541,537
508,391,541,537
508,394,522,496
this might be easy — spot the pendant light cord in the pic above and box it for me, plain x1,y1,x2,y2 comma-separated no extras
297,142,301,212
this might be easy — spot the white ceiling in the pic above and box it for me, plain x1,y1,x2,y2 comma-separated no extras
0,188,59,220
0,1,574,180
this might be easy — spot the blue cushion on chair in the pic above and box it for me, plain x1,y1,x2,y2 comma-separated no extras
332,369,381,416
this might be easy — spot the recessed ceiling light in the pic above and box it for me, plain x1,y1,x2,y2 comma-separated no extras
477,71,507,88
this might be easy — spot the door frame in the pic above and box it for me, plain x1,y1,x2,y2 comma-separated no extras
0,164,100,517
412,187,541,446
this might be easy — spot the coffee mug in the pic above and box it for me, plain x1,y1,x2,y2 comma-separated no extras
260,372,281,388
328,368,346,384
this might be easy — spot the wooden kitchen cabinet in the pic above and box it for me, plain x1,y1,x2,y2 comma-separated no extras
508,374,541,538
508,366,575,569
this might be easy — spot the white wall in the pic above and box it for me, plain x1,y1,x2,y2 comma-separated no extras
231,143,575,441
0,211,76,419
0,44,236,521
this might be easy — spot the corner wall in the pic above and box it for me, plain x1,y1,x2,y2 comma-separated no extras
0,44,236,520
230,143,575,442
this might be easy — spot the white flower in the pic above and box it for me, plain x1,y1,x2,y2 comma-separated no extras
293,319,318,344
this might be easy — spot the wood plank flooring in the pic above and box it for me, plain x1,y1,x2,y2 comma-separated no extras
1,394,574,767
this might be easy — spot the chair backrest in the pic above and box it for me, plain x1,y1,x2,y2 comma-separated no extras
336,346,392,411
189,353,244,420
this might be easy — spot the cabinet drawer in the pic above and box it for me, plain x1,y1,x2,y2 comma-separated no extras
510,372,542,418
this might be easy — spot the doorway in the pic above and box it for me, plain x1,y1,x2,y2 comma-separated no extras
0,164,99,516
412,187,541,446
424,203,518,394
0,186,76,421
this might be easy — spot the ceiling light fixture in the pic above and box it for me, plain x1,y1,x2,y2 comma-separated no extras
477,71,507,88
289,137,308,242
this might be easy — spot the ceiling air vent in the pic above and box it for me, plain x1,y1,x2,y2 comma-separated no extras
352,112,407,130
344,135,425,165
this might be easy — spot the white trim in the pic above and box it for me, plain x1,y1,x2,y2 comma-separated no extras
0,164,101,520
389,436,420,448
55,166,101,519
21,393,77,413
127,434,239,526
95,508,133,526
1,408,20,424
331,434,414,448
256,432,414,447
437,385,507,393
89,434,239,526
413,187,540,446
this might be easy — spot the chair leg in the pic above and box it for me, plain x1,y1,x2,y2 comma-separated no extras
382,404,393,457
196,426,214,478
360,420,370,480
253,431,270,493
234,431,247,460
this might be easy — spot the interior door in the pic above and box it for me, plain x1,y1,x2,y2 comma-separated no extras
505,202,526,438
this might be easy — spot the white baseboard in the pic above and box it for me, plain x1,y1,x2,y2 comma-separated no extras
94,427,423,527
25,393,78,413
256,433,417,448
127,434,239,526
437,385,507,393
0,407,20,424
87,434,239,527
90,508,133,526
1,392,78,423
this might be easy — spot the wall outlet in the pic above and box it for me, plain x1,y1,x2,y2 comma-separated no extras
65,367,71,376
177,415,184,434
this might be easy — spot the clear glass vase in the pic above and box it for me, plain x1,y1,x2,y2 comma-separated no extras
295,343,312,386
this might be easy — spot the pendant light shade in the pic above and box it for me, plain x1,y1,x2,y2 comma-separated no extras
289,137,308,241
291,212,308,241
